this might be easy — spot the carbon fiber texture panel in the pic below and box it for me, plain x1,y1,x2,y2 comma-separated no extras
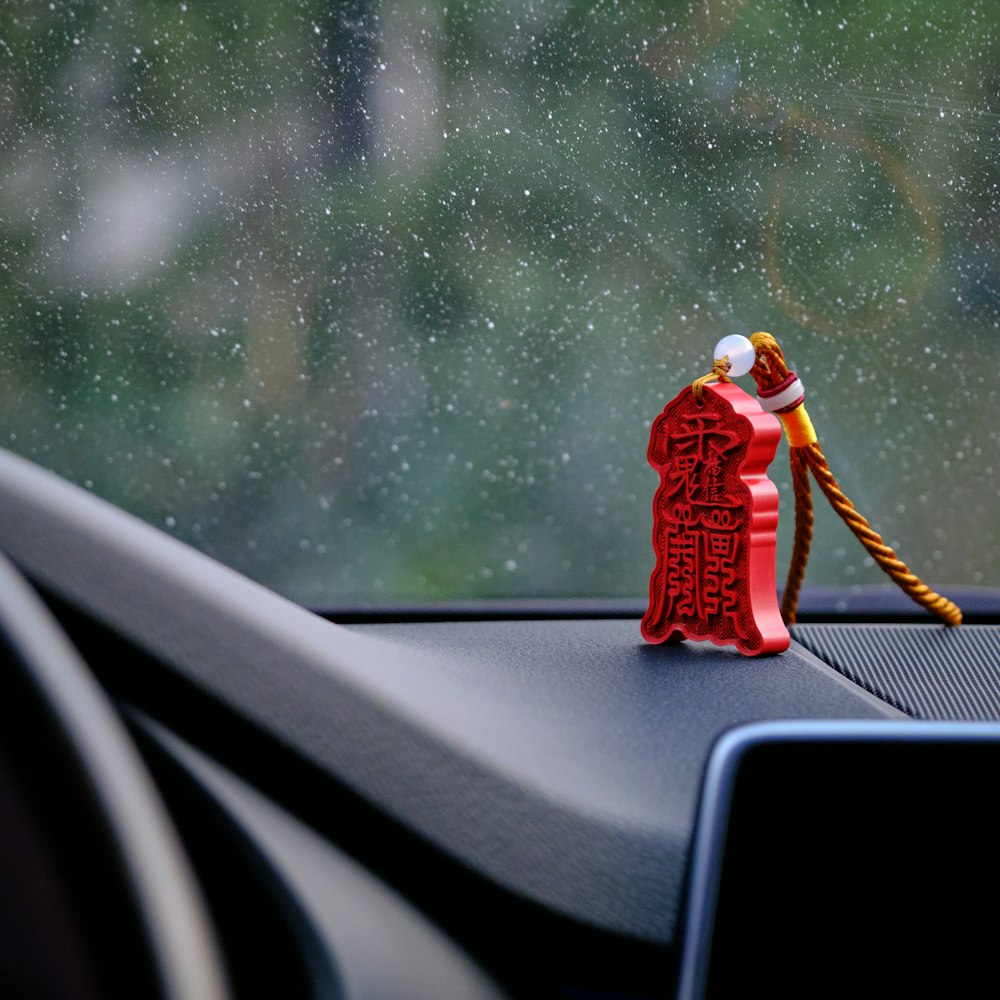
792,624,1000,720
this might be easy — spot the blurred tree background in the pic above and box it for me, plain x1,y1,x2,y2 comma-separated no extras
1,0,997,605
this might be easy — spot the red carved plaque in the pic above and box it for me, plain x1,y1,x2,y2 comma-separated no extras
642,381,790,656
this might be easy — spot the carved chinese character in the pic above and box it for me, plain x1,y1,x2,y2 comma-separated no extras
642,381,790,656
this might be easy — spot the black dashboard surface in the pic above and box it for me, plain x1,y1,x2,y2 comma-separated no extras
0,443,908,947
344,618,900,941
2,445,997,999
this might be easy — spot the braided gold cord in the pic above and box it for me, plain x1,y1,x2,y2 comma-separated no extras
782,446,813,625
802,443,963,626
747,331,962,627
748,331,790,387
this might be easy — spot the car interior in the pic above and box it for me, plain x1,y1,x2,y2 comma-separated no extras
2,445,999,1000
2,1,999,998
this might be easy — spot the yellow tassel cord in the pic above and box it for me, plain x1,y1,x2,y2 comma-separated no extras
748,331,962,627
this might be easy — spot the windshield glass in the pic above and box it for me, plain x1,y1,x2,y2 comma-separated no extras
2,0,997,605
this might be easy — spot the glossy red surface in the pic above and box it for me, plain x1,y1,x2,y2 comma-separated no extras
642,381,790,656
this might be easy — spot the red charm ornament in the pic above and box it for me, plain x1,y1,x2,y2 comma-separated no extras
641,380,790,656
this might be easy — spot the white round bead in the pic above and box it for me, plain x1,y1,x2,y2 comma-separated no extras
713,334,756,377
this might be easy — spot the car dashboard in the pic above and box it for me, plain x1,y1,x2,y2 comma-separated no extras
1,444,998,1000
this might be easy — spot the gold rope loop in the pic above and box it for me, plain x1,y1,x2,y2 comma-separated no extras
802,443,963,626
691,355,731,400
748,331,791,391
745,330,962,627
781,446,813,625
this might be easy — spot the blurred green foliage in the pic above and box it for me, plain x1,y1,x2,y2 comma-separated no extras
2,0,998,604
